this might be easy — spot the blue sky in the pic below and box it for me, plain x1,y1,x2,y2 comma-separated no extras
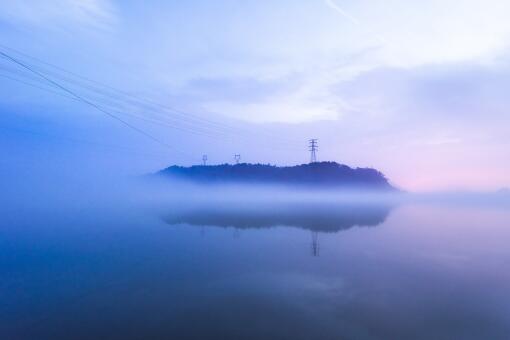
1,0,510,190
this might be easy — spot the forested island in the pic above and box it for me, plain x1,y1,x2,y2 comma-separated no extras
155,161,396,191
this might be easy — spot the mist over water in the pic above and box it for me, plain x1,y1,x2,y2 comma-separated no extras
1,174,510,339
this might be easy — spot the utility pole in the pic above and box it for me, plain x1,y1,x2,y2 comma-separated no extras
309,139,318,163
311,231,319,257
202,154,208,166
234,154,241,164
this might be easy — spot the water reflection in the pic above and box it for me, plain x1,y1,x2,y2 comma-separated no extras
163,201,394,256
3,201,510,339
164,202,393,232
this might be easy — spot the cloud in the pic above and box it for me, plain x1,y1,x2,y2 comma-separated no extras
0,0,117,32
355,0,510,68
334,58,510,124
181,76,299,105
160,1,510,124
324,0,360,25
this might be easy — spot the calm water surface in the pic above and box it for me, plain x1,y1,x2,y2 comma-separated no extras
1,198,509,339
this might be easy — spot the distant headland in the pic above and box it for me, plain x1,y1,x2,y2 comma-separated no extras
155,161,396,191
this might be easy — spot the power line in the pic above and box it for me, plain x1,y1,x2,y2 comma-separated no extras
0,45,259,136
1,71,304,160
0,125,168,159
0,70,225,142
0,44,304,148
0,68,303,164
0,60,225,138
0,44,315,170
0,49,192,158
0,58,303,152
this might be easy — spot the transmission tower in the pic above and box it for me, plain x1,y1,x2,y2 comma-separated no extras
202,154,208,166
234,154,241,164
309,139,318,163
311,231,320,257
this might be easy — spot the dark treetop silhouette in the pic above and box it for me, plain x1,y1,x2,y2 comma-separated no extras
156,161,396,190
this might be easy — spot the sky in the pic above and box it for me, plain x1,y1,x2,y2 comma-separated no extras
0,0,509,191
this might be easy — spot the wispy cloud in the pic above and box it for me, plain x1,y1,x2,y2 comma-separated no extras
0,0,117,32
324,0,360,25
324,0,387,46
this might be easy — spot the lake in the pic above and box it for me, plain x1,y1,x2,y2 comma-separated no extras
1,191,509,339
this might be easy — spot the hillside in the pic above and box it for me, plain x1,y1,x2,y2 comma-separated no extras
156,161,396,190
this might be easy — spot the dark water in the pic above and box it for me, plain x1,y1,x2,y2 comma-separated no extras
1,197,509,339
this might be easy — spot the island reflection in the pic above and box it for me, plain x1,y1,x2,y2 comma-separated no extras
163,201,395,255
163,201,394,233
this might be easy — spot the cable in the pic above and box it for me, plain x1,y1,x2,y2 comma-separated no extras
0,44,304,146
0,125,169,160
0,46,308,167
0,61,303,152
0,44,250,135
0,50,193,159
